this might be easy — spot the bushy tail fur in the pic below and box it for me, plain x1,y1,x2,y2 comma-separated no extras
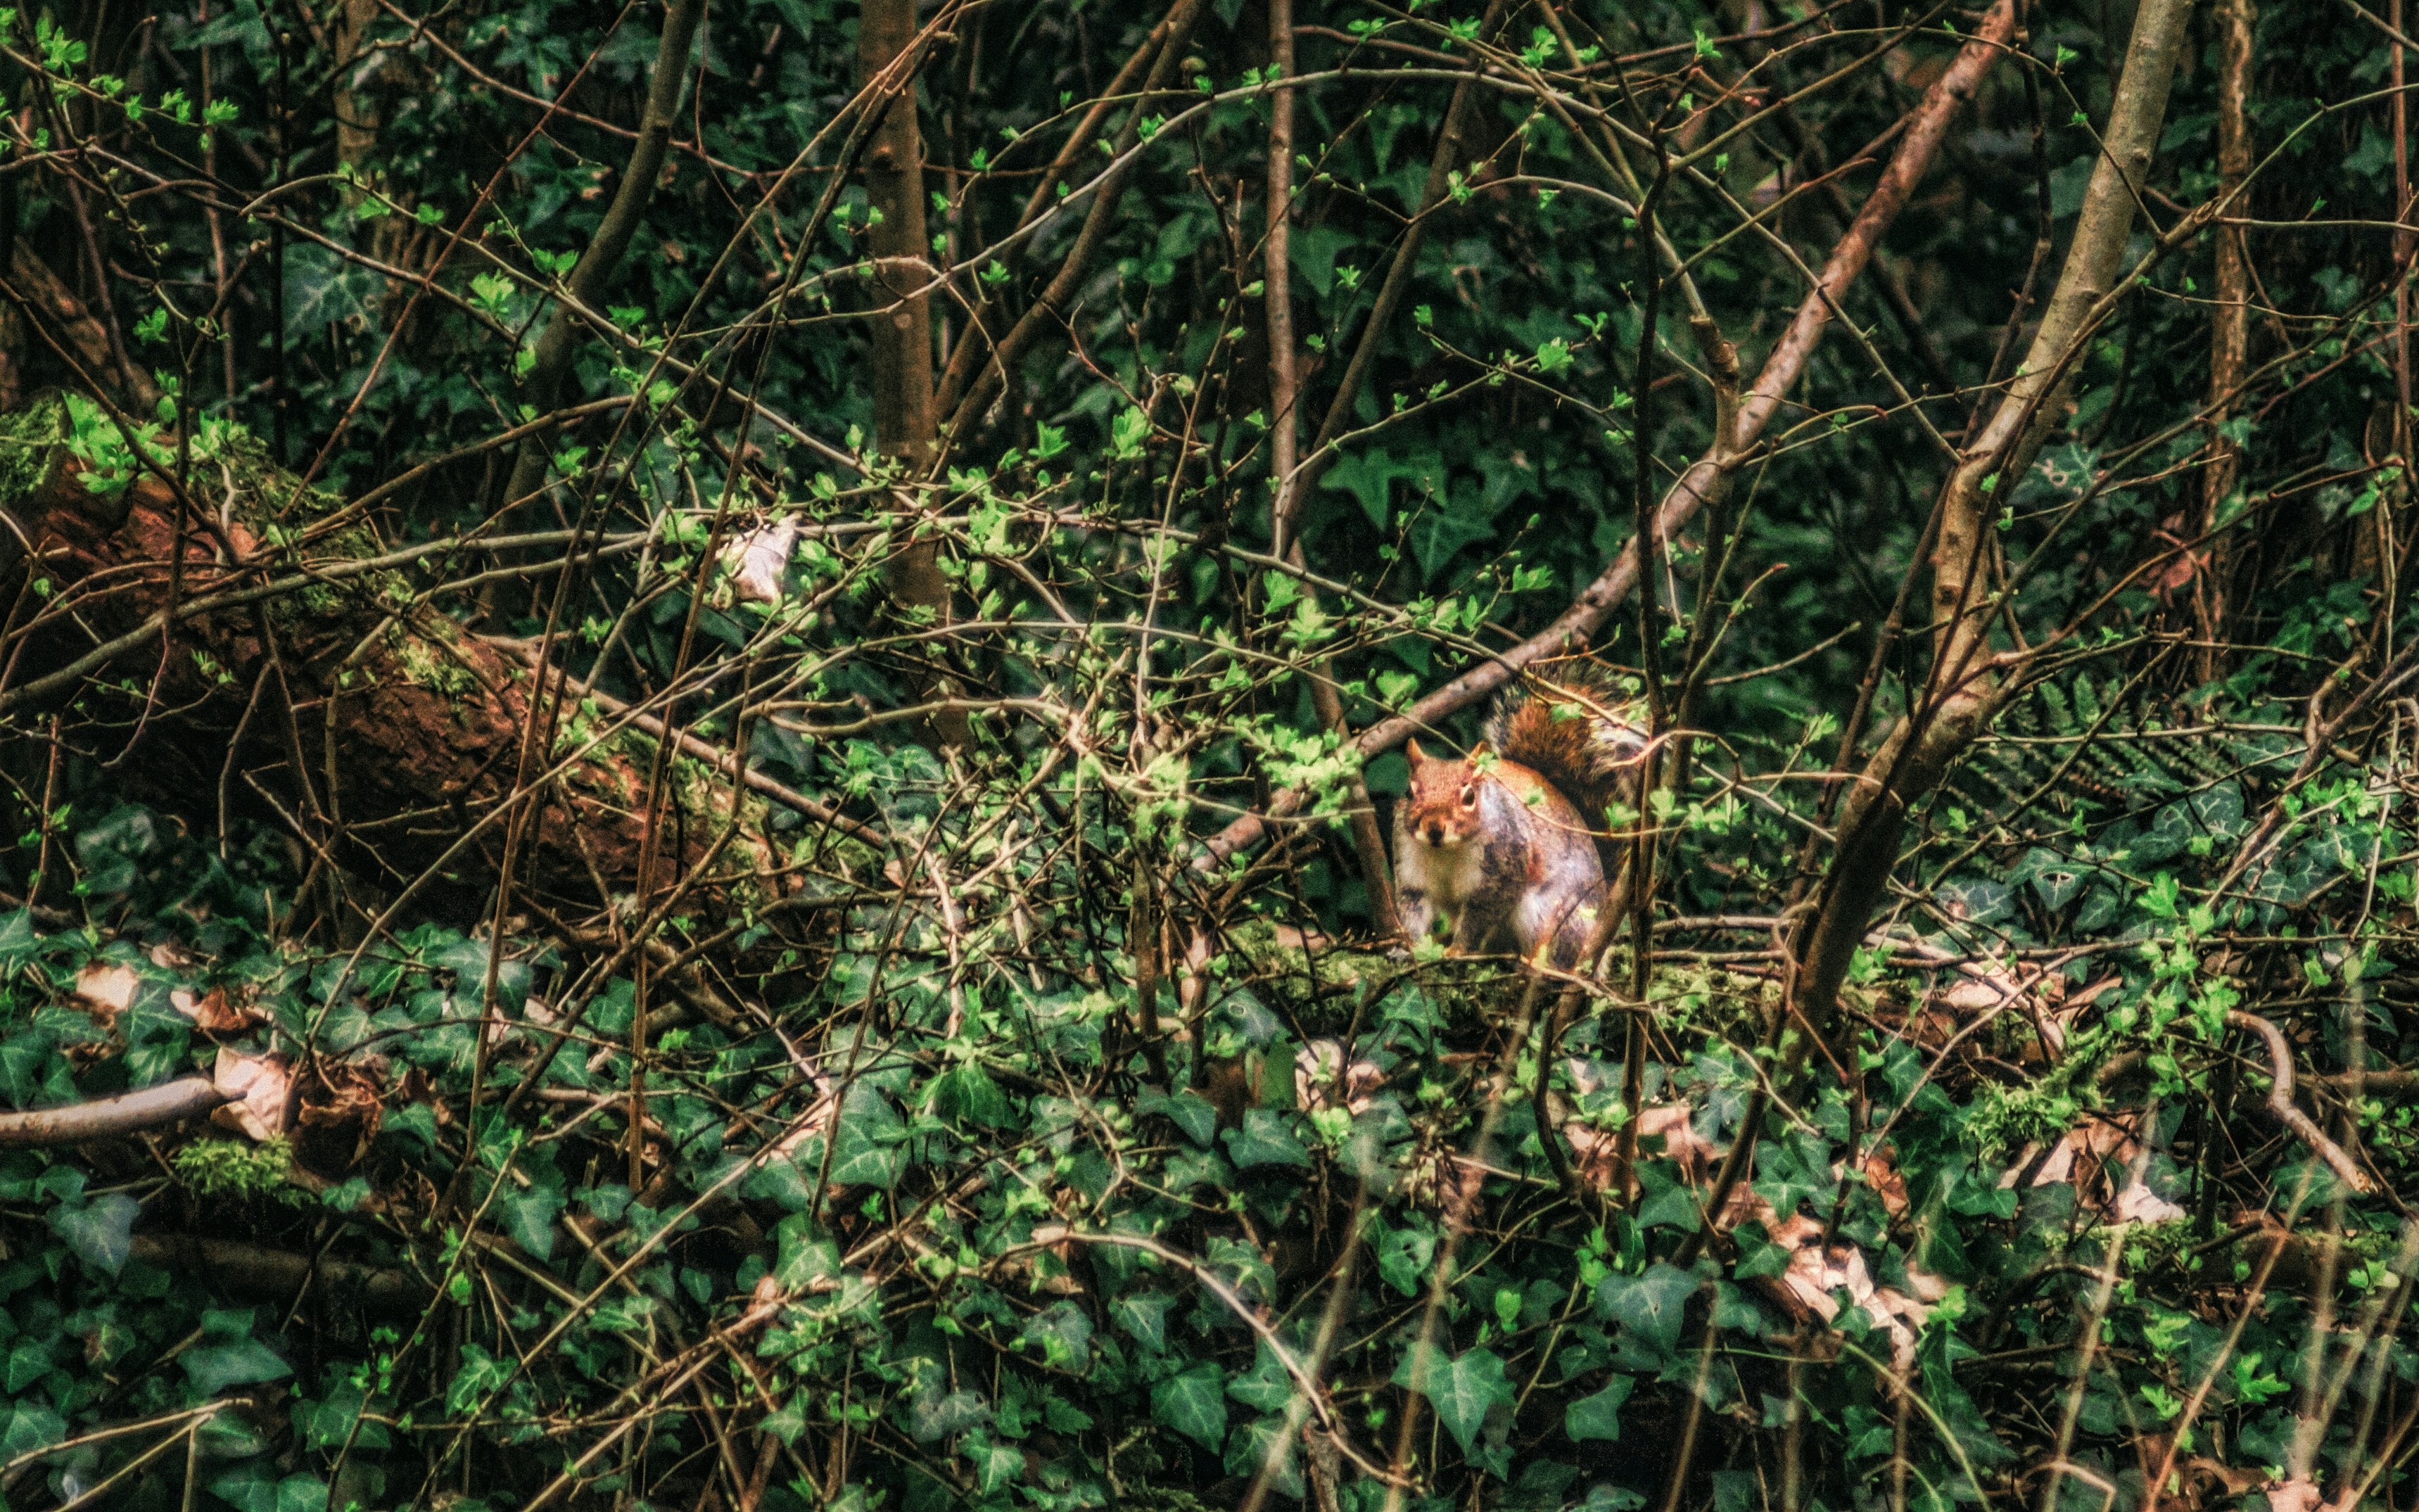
1481,666,1649,860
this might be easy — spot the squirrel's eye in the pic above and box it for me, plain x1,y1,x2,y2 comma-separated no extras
1459,784,1478,810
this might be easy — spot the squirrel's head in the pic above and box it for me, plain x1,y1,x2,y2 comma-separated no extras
1402,739,1489,847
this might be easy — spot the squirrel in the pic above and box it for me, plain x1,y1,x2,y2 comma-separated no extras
1392,672,1647,970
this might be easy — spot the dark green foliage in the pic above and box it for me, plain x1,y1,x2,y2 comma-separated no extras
0,0,2413,1509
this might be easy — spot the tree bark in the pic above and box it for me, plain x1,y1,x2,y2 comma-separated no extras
0,400,809,925
858,0,971,751
2200,0,2255,676
0,1076,229,1146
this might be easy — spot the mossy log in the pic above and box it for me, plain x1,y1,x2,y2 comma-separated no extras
0,395,832,930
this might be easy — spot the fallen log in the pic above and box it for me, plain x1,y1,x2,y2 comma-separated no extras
0,393,842,927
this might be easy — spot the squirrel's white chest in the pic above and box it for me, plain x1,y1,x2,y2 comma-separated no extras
1414,837,1489,910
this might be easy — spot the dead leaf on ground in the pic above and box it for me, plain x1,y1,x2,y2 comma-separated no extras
2112,1178,2190,1224
173,984,264,1033
2169,1459,2266,1512
770,1074,840,1161
1758,1211,1918,1368
2000,1108,2189,1223
1295,1040,1383,1114
2262,1479,2358,1512
1553,1097,1722,1197
724,517,798,604
210,1048,292,1142
292,1062,386,1176
1857,1147,1911,1219
1637,1102,1722,1179
70,962,138,1025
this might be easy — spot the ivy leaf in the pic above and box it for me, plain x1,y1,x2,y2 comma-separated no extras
927,1062,1012,1128
1224,1413,1304,1498
1137,1089,1218,1148
494,1184,565,1261
1112,1291,1172,1351
1376,1218,1437,1296
49,1192,139,1274
1151,1361,1228,1449
1226,1338,1294,1413
0,1400,62,1463
281,242,381,342
906,1388,990,1444
828,1085,908,1188
274,1474,332,1512
1393,1344,1513,1456
1566,1375,1635,1441
1017,1301,1094,1371
302,1386,388,1451
445,1344,511,1414
1595,1263,1699,1359
969,1432,1024,1492
5,1342,49,1393
182,1336,293,1395
1221,1107,1309,1169
761,1397,807,1444
1634,1160,1703,1233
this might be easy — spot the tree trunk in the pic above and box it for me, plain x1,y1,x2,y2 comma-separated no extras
1791,0,2199,1050
860,0,971,750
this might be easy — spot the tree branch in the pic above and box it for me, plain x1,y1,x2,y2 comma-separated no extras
2229,1010,2377,1195
494,0,706,518
1789,0,2195,1053
1196,0,2017,869
0,1076,229,1147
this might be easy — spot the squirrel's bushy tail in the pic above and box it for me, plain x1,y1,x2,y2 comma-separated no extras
1481,666,1650,846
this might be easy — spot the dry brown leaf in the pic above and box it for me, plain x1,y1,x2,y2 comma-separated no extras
770,1074,840,1161
724,517,798,604
2019,1112,2140,1188
1295,1039,1383,1114
1752,1212,1922,1371
1999,1109,2190,1224
293,1062,386,1176
2261,1480,2343,1512
1637,1103,1721,1180
70,962,138,1024
2112,1178,2190,1224
1553,1098,1722,1197
1859,1148,1911,1219
210,1048,292,1142
174,985,263,1034
2175,1459,2267,1511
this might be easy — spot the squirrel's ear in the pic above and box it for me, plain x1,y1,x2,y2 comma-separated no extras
1405,738,1428,767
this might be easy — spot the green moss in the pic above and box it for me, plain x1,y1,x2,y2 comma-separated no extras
172,1136,307,1204
0,396,68,506
388,620,481,698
